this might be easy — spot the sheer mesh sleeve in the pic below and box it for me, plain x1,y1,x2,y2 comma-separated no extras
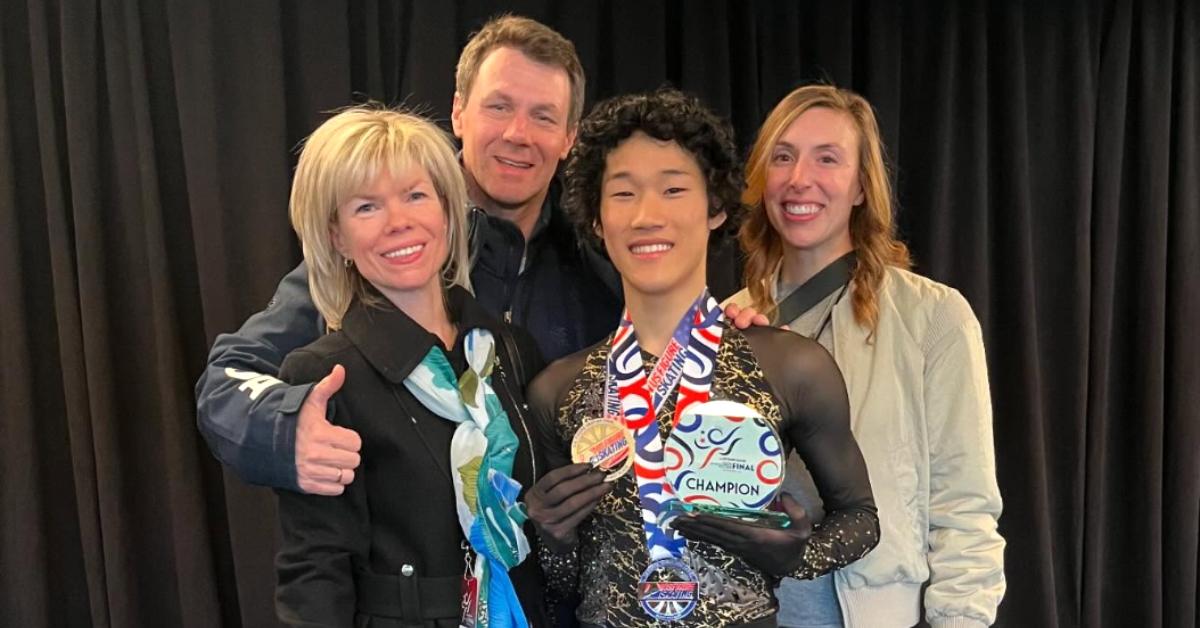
743,327,880,579
525,349,594,605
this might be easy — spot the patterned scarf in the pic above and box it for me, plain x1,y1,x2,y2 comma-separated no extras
403,328,531,628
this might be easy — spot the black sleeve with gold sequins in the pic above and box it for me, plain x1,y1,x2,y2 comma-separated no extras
526,347,594,606
740,326,881,580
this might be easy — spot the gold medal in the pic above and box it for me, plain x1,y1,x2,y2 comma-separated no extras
571,418,634,481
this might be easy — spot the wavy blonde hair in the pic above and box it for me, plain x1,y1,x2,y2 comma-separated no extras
290,106,472,330
739,85,911,337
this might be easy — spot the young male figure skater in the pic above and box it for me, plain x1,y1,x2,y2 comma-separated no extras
524,89,880,627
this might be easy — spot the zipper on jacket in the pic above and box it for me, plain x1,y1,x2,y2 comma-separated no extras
495,361,537,481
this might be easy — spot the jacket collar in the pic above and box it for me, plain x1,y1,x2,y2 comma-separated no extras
340,284,502,384
469,178,558,242
468,178,622,297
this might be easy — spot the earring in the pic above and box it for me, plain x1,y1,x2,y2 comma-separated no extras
343,257,353,268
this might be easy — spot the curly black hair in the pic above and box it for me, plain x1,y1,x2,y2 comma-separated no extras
562,88,744,248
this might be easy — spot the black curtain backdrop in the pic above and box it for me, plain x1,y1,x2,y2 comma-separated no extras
2,1,1197,627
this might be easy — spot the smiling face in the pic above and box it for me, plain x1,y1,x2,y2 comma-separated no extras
597,132,726,301
764,107,864,267
331,166,448,310
451,46,576,216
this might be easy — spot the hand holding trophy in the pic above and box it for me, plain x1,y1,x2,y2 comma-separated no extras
664,400,815,576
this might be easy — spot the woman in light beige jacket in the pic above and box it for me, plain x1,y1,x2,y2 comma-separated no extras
727,84,1005,628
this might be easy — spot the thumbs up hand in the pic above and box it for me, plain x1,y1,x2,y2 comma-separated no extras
295,365,362,496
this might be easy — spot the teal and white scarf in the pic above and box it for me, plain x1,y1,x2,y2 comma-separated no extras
403,328,531,628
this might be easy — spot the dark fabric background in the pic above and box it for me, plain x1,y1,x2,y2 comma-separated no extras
2,1,1197,627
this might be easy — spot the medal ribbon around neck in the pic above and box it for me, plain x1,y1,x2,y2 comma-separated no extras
605,291,725,562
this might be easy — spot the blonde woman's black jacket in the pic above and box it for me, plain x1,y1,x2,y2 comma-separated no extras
274,286,548,628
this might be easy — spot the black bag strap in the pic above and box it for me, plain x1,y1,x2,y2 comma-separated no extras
772,251,856,325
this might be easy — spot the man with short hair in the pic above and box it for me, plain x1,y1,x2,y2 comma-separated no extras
196,15,623,496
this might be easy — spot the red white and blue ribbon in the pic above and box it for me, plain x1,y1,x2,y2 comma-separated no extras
605,290,725,562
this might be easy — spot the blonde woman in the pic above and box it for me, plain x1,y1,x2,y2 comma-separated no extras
275,106,548,627
727,85,1005,628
